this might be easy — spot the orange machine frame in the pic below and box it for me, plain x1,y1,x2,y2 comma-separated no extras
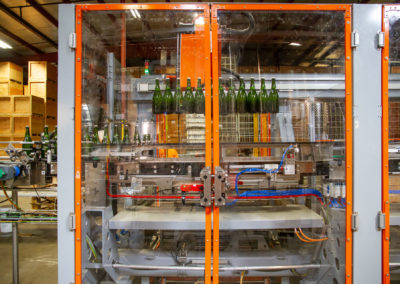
210,4,353,284
382,5,396,284
74,4,212,284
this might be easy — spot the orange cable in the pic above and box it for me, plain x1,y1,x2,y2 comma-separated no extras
298,228,328,242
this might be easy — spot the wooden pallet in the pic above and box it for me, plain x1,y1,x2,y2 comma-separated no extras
0,80,23,96
28,61,57,82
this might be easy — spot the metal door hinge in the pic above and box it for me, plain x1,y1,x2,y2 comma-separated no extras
214,166,227,207
351,31,359,48
69,33,76,49
378,211,386,230
351,212,359,231
200,167,212,207
68,213,76,231
378,31,385,48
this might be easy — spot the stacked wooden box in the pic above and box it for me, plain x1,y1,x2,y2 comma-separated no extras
28,61,57,132
0,62,45,156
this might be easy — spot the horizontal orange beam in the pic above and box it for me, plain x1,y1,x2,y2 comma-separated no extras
77,3,208,11
212,4,350,11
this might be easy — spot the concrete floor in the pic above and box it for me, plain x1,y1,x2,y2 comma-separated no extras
0,224,57,284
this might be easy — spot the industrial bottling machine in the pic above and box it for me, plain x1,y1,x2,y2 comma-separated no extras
57,3,389,284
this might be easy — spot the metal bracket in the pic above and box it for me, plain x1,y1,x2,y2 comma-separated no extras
68,213,76,231
378,31,385,48
351,31,360,48
351,212,359,232
378,211,386,230
68,32,76,49
200,167,212,207
214,166,226,207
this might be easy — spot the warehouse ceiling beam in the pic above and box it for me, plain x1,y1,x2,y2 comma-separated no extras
25,0,58,28
0,25,43,54
0,1,57,48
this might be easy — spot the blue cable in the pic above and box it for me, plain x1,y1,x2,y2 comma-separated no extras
234,145,293,195
390,190,400,194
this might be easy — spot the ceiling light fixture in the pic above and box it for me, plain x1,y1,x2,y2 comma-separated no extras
0,40,12,49
289,42,302,47
134,9,141,19
130,9,141,19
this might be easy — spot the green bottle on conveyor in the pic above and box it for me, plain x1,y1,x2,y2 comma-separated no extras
112,124,121,145
153,79,162,114
133,124,141,145
184,78,194,114
270,78,279,113
260,78,269,113
102,124,110,145
123,124,130,144
23,125,32,156
174,78,183,114
236,79,247,113
42,125,50,158
247,77,258,113
92,125,100,144
226,80,236,113
164,78,173,114
218,78,226,115
53,126,57,156
194,77,205,114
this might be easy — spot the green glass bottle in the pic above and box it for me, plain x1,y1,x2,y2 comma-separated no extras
270,78,279,113
226,80,236,113
53,126,57,156
92,125,100,144
42,125,50,158
82,125,91,155
102,124,110,145
164,78,173,114
133,123,141,145
260,78,269,113
247,77,258,113
175,78,183,114
153,79,162,114
184,78,194,114
194,77,205,114
218,78,226,115
236,79,247,113
112,124,121,145
23,125,32,156
123,124,130,144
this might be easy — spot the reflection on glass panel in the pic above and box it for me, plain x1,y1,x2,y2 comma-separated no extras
80,9,208,283
389,10,400,283
216,11,346,283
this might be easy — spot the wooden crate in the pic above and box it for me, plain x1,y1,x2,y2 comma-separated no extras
0,116,12,135
23,85,28,95
0,62,23,82
28,61,57,82
0,96,12,114
14,95,45,116
0,80,23,96
45,116,57,132
13,114,44,138
28,80,57,100
45,98,57,118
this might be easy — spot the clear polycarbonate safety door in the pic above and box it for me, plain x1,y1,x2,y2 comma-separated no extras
75,4,212,283
211,5,352,284
385,6,400,283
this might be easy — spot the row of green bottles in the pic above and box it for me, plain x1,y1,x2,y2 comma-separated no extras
23,125,57,158
152,77,205,115
218,78,280,115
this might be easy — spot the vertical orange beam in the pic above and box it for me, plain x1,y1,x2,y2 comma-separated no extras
344,7,353,284
75,5,83,284
382,5,390,284
121,12,127,120
204,6,212,284
211,7,220,284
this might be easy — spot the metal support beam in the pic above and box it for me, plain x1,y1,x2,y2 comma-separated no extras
0,25,43,54
25,0,58,28
0,1,57,48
